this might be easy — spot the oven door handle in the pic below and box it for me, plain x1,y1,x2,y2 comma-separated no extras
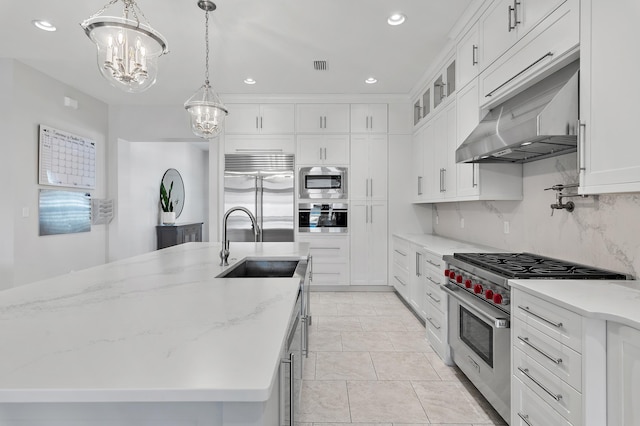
442,284,510,329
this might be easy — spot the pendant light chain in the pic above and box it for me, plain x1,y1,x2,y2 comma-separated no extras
86,0,120,21
204,10,210,86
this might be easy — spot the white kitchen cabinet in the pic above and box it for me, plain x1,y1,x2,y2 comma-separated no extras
423,101,457,201
296,234,349,287
422,250,450,363
456,24,480,90
411,123,430,202
607,322,640,426
296,104,350,133
579,0,640,194
296,134,349,165
350,104,388,134
225,104,294,135
432,57,456,110
480,0,578,105
350,134,388,201
224,134,295,154
392,237,412,300
350,201,387,286
480,0,567,71
455,78,524,200
512,288,584,426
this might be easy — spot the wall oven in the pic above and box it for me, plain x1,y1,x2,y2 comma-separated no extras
298,203,348,233
299,166,347,199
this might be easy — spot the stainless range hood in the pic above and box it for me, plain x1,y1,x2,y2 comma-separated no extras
456,61,579,164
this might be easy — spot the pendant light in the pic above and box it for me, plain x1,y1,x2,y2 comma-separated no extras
184,1,228,139
81,0,169,93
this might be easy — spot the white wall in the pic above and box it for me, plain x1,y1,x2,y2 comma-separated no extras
0,60,15,289
433,154,640,278
3,60,108,287
114,141,209,258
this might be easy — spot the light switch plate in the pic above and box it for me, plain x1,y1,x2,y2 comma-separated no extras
460,218,465,228
504,221,510,234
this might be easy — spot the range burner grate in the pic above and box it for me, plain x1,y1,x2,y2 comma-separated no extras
452,252,628,279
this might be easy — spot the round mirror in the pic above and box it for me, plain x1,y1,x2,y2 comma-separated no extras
160,168,185,218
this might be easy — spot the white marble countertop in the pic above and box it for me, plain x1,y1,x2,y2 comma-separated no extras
394,233,502,257
0,242,309,403
510,279,640,329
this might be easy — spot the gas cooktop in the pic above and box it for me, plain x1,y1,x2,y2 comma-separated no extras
452,252,629,280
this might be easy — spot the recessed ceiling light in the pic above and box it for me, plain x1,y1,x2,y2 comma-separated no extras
365,77,378,84
244,78,256,85
387,13,406,26
32,20,56,32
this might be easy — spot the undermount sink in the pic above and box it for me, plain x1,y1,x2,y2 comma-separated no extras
217,258,302,278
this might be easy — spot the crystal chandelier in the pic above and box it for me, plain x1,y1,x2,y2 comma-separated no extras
81,0,169,93
184,1,228,139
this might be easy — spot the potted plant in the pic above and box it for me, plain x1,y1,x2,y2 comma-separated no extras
160,181,176,224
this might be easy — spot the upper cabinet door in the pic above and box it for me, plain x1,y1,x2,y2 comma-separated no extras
296,104,350,133
579,0,640,194
259,104,295,134
350,104,388,133
224,104,262,134
225,104,294,134
518,0,567,36
480,0,519,68
457,25,480,90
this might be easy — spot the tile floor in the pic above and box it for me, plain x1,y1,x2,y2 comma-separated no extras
298,291,507,426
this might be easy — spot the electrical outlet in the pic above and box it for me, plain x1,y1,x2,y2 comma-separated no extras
436,215,439,225
22,207,29,218
504,221,510,234
460,218,465,228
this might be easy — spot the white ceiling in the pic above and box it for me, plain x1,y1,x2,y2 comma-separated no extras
1,0,474,107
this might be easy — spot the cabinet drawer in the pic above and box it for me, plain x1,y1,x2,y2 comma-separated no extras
425,279,445,312
392,238,412,268
512,376,573,426
423,250,444,270
425,305,446,358
312,262,349,286
514,319,582,391
513,290,582,353
513,347,582,425
298,236,349,262
423,265,444,287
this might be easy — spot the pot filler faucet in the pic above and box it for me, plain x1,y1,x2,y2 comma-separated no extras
220,206,261,266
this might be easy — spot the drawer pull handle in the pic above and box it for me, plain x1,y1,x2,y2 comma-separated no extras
394,275,407,286
427,292,441,303
517,412,534,426
517,367,562,402
394,249,407,256
486,52,554,97
517,336,563,365
426,317,441,330
517,305,563,328
426,276,439,285
313,247,341,250
426,259,441,268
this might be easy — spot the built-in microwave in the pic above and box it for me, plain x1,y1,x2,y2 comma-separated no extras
298,166,347,199
298,203,348,233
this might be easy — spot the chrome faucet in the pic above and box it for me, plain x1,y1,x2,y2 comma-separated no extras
220,206,261,266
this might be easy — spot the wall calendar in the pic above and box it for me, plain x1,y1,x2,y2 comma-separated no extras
39,125,96,189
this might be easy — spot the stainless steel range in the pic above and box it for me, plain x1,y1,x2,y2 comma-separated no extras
442,252,628,424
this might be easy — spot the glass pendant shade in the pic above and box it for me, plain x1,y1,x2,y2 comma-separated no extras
81,8,168,93
185,83,228,138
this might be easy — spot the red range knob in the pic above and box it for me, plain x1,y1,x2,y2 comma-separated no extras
456,275,463,284
464,279,472,288
485,289,494,300
444,269,450,277
449,271,456,279
474,284,483,294
493,293,503,304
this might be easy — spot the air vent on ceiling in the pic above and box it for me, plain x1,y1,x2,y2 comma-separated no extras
314,60,328,71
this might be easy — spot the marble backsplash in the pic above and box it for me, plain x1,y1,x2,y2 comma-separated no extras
432,153,640,278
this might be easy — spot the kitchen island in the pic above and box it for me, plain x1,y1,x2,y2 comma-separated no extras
0,242,309,426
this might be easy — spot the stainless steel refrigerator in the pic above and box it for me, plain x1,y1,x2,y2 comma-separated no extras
223,154,295,242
